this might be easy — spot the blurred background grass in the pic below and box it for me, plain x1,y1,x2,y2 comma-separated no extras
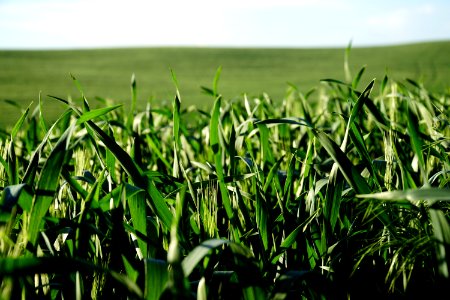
0,40,449,128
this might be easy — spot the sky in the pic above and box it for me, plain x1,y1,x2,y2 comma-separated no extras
0,0,449,49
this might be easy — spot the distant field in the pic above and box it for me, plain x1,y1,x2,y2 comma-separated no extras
0,41,449,128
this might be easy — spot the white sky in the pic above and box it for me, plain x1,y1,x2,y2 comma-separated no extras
0,0,449,49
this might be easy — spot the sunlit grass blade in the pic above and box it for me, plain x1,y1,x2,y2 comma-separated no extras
357,187,450,202
407,102,427,183
10,103,31,140
128,188,147,259
213,66,222,97
76,104,123,125
28,123,75,245
313,129,370,194
344,40,352,83
182,239,230,277
352,65,366,90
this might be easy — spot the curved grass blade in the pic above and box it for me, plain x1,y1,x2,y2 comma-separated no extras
128,188,147,259
352,65,366,90
314,129,370,194
22,110,72,186
28,124,75,245
84,120,173,229
182,239,230,277
11,103,31,140
357,187,450,202
76,104,123,125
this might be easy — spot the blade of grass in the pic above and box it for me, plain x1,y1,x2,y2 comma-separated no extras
145,259,168,300
210,96,240,240
182,239,230,277
28,123,75,245
76,104,123,125
357,187,450,202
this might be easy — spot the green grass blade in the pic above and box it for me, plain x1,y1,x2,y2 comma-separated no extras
263,156,284,194
210,97,236,237
352,65,366,89
76,104,123,125
7,139,18,185
213,66,222,97
430,209,450,278
255,189,269,251
357,187,450,201
341,79,374,150
182,239,230,277
10,103,31,140
324,163,344,231
407,102,426,183
256,123,275,166
145,259,168,300
127,73,137,129
344,40,352,82
28,123,75,245
128,188,147,259
313,129,370,194
0,183,33,213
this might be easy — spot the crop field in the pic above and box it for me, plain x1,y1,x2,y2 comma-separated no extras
0,43,449,299
0,41,449,128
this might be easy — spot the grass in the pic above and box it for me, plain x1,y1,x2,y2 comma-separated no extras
0,41,449,128
0,45,449,299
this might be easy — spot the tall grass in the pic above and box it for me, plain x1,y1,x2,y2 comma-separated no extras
0,61,449,299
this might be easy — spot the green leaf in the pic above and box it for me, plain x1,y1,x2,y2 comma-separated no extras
263,156,284,194
76,104,123,125
430,209,450,278
84,120,173,229
213,66,222,97
182,239,230,277
28,124,75,245
256,123,275,166
145,259,168,300
209,97,237,239
255,190,269,251
357,188,450,202
344,39,352,82
128,188,147,259
313,130,370,194
0,183,33,212
11,103,31,140
352,65,366,89
407,102,426,182
127,73,137,129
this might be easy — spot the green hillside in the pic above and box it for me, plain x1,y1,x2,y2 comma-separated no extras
0,41,449,127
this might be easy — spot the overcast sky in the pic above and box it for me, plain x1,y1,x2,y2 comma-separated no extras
0,0,449,49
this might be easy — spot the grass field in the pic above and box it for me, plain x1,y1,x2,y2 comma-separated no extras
0,63,449,298
0,39,449,298
0,41,449,128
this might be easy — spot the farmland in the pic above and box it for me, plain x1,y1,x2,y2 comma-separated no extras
0,41,449,299
0,41,449,128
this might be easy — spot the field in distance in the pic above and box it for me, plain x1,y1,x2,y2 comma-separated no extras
0,40,449,128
